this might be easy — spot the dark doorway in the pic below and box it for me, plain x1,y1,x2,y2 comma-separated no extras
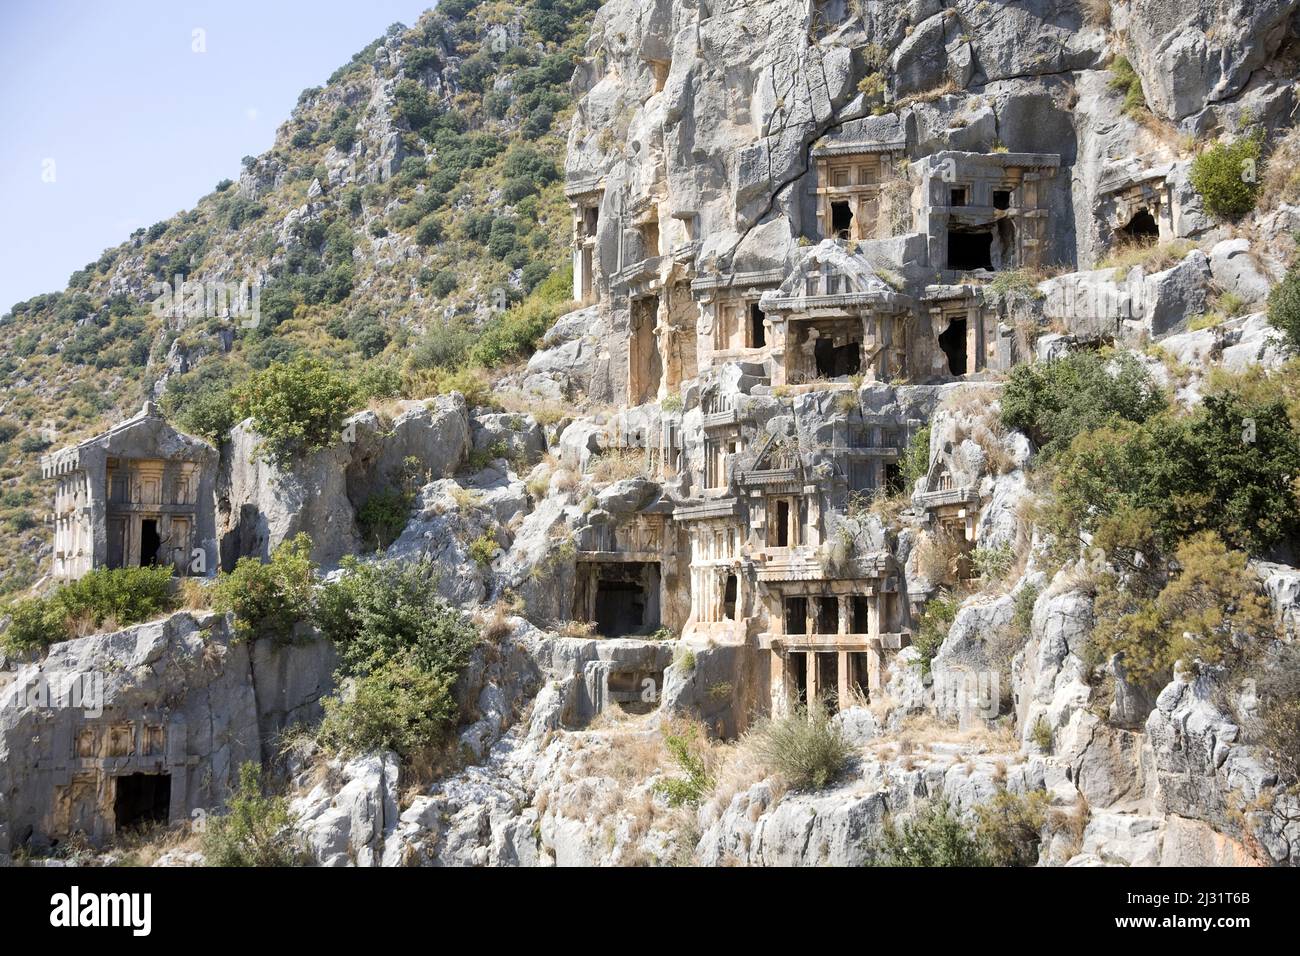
785,596,807,634
852,595,871,634
113,773,171,831
813,338,861,377
594,581,646,636
139,519,161,567
775,500,790,547
831,201,853,239
996,219,1017,269
583,561,660,637
607,668,664,715
723,573,737,619
1118,208,1159,244
993,190,1012,211
947,229,993,271
789,651,808,706
817,652,839,711
950,187,968,207
939,318,968,376
749,303,766,347
816,596,839,635
884,460,903,495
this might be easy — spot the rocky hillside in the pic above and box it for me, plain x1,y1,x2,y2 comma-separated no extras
0,0,599,593
3,0,1300,869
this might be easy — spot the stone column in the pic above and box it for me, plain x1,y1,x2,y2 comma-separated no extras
838,650,851,708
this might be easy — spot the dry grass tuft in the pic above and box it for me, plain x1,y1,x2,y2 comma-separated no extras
589,448,646,484
1100,239,1197,274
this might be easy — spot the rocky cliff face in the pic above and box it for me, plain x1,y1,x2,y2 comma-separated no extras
4,0,1300,867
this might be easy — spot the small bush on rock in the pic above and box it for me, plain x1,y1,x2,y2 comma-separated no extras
1001,350,1163,458
1190,135,1262,219
912,591,960,676
211,533,317,643
202,762,309,867
234,357,357,461
315,557,477,680
872,800,985,866
749,700,853,790
1091,531,1274,685
315,558,478,764
318,658,458,761
1267,264,1300,353
356,489,413,551
872,793,1047,867
654,726,713,807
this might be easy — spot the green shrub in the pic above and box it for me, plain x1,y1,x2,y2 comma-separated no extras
235,357,357,461
468,531,498,566
900,424,930,488
202,762,309,867
1047,388,1300,555
749,700,853,790
1190,135,1262,219
211,533,317,643
1031,717,1053,752
872,794,1047,867
468,268,572,368
172,383,237,442
1267,264,1300,352
3,566,176,653
1012,584,1040,636
872,800,986,866
1091,531,1274,684
973,791,1048,867
971,544,1014,583
53,565,175,630
356,489,413,551
318,657,458,761
912,591,959,676
1001,350,1164,458
410,319,476,370
351,363,402,401
654,727,713,807
315,557,477,681
1,597,65,653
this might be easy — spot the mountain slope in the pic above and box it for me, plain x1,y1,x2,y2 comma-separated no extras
0,0,600,593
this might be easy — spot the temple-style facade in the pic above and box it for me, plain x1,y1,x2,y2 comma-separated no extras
559,142,1066,721
41,403,218,582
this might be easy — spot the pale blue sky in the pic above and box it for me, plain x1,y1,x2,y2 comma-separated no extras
0,0,435,312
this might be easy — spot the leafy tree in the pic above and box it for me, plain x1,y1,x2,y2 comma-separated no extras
1091,531,1274,684
1048,389,1300,555
1001,350,1164,457
234,357,357,461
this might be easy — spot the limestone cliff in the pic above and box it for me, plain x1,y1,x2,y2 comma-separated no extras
4,0,1300,868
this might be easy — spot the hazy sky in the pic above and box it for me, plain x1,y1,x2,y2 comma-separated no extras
0,0,435,312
